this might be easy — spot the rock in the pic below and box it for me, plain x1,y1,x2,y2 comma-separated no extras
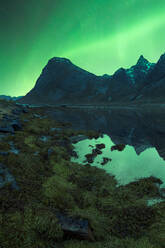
70,150,78,158
11,108,24,115
33,151,40,156
155,183,165,198
50,127,63,132
95,143,105,149
69,135,88,144
92,148,102,155
0,151,9,156
10,119,23,131
83,146,104,164
22,108,29,113
111,144,126,151
8,141,20,154
47,147,54,158
2,114,14,120
101,157,112,166
160,187,165,198
34,114,47,119
0,162,20,190
33,113,42,118
39,135,51,142
22,119,30,123
0,108,28,134
15,103,31,108
54,210,95,241
0,125,15,134
84,153,96,163
11,106,29,115
0,95,24,101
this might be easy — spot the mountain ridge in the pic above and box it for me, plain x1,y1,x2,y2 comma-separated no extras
3,53,165,105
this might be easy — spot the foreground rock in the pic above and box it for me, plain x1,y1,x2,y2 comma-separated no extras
54,210,95,241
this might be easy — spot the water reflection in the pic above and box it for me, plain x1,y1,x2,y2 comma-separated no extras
70,134,165,189
45,106,165,198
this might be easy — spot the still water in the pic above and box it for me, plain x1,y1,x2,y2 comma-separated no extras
45,105,165,204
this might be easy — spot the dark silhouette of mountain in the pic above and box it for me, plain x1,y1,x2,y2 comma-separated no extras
15,53,165,105
132,53,165,102
0,95,24,101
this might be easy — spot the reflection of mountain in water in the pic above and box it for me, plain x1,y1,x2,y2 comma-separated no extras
43,106,165,161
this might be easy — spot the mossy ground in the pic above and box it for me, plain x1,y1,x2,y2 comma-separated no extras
0,99,164,248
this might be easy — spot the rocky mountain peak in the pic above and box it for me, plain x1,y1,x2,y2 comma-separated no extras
156,52,165,66
48,57,72,64
113,67,126,76
125,55,155,85
42,56,95,77
43,57,72,72
136,55,149,65
135,55,154,71
143,52,165,84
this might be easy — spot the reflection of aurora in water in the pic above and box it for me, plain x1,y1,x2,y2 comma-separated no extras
70,134,165,206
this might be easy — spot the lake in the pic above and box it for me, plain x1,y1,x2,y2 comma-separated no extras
43,104,165,196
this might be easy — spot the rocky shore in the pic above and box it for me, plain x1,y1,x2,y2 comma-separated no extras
0,98,165,248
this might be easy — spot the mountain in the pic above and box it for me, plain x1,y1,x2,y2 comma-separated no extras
0,95,24,101
15,53,165,105
131,53,165,102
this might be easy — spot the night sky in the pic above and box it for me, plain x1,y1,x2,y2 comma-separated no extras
1,0,165,97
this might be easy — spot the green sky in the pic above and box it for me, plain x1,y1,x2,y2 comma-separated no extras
1,0,165,97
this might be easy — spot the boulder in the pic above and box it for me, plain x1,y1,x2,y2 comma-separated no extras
10,119,23,131
39,135,51,142
33,113,47,119
50,127,63,132
95,143,105,149
47,147,54,158
92,148,102,155
22,108,29,113
54,210,95,241
84,153,96,163
69,150,79,158
0,162,20,190
0,124,15,134
11,108,24,115
111,144,126,151
101,157,112,166
160,187,165,198
0,151,9,156
22,119,30,123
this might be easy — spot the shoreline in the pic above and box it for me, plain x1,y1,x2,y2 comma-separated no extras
41,103,165,110
14,101,165,110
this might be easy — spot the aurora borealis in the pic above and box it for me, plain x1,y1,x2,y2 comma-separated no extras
1,0,165,97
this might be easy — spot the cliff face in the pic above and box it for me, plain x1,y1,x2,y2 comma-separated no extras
15,53,165,105
132,53,165,102
16,57,103,105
